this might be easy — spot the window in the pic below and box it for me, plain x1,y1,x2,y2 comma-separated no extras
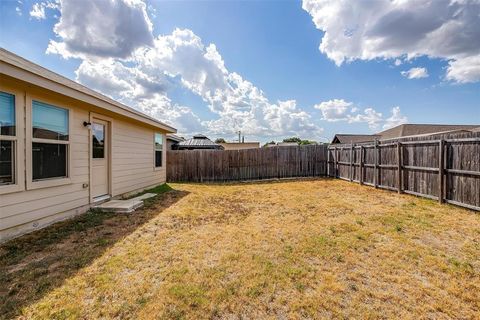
32,143,67,180
0,140,14,185
92,123,105,158
155,133,163,167
31,101,69,181
0,92,16,185
33,101,69,140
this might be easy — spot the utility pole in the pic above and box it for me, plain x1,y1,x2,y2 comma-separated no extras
238,130,241,143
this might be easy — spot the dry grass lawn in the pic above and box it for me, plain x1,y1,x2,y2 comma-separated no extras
1,179,479,319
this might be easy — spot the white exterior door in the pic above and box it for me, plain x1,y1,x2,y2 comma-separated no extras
92,119,109,199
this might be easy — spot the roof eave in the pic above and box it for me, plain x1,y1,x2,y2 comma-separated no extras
0,49,176,133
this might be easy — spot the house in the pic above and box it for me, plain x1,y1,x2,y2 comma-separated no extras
175,134,223,150
378,124,479,140
266,142,300,147
0,49,176,242
219,142,260,150
331,124,479,144
166,134,185,150
331,134,381,144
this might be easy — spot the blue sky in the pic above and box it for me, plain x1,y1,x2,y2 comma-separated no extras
1,0,479,143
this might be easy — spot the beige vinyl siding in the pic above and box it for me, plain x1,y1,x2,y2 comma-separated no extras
0,100,90,231
111,120,166,196
0,77,169,242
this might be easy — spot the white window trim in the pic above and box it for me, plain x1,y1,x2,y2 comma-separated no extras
0,86,25,195
154,132,164,170
25,94,73,190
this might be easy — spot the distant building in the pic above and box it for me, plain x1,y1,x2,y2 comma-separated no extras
219,142,260,150
331,134,381,144
276,142,300,147
166,134,185,150
378,124,479,140
331,124,479,144
265,142,304,147
175,134,224,150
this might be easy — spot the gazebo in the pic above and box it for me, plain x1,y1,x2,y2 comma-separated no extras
175,134,224,150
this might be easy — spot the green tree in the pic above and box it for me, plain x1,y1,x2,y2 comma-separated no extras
263,141,276,147
282,137,318,145
215,138,226,143
299,140,318,145
283,137,302,143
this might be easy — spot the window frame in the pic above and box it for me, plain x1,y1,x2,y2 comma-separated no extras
154,132,164,170
26,94,73,190
0,87,25,195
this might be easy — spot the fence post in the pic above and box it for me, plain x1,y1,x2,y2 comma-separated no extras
276,146,279,179
374,140,378,188
350,143,354,182
327,146,330,177
359,145,364,185
439,139,444,203
397,141,402,194
334,147,338,178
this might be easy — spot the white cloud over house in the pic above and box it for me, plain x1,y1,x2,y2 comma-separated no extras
315,99,408,130
47,0,153,59
383,106,408,129
314,99,353,122
302,0,480,83
401,67,429,79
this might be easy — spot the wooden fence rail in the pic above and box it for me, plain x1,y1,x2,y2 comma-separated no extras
327,132,480,211
167,145,328,182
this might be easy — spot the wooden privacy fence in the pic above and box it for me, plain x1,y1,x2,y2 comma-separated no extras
167,145,328,182
327,132,480,211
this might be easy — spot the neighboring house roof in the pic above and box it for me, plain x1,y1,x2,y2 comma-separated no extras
176,134,223,149
167,134,185,143
219,142,260,150
0,48,176,133
276,142,300,146
377,124,479,140
331,124,480,144
331,134,381,144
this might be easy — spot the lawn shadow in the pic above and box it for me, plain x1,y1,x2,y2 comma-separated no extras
0,185,189,319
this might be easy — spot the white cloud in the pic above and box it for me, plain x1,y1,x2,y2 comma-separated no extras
75,59,204,134
347,108,383,130
47,0,153,59
445,56,480,84
29,1,58,20
16,7,22,16
394,59,402,66
129,28,322,138
314,99,352,121
302,0,480,83
383,106,408,129
401,67,429,79
47,2,323,140
30,3,46,19
314,98,408,130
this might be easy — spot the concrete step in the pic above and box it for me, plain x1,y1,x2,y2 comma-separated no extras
94,199,144,213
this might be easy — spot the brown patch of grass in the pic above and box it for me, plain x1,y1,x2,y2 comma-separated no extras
0,186,187,320
2,179,479,319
